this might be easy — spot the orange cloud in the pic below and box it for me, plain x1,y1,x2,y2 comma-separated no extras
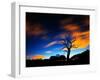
61,31,89,51
26,23,46,36
45,31,89,49
32,55,45,60
30,27,44,36
72,31,89,49
63,24,80,32
60,22,89,49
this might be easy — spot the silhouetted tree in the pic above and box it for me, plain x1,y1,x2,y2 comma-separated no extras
61,33,77,63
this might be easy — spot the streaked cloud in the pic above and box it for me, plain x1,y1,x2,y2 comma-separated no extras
45,51,52,53
44,41,58,48
44,40,65,48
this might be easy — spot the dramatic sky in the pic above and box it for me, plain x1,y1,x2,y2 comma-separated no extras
26,12,89,60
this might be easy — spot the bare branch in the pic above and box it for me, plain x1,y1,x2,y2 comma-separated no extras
60,47,68,52
71,39,76,43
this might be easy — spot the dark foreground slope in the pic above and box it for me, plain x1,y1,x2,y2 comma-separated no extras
69,50,90,65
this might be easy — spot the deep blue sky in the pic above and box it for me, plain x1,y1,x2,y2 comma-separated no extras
26,12,89,60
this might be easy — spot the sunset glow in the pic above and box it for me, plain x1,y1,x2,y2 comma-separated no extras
32,55,45,60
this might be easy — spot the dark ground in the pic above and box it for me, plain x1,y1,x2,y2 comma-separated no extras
26,50,90,67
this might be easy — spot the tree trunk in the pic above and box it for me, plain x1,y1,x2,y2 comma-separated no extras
67,48,70,63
